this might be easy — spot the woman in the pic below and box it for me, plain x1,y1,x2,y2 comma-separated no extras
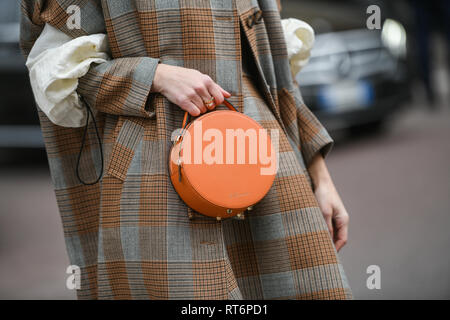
20,0,352,299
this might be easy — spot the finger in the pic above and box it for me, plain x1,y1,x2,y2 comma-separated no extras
180,99,201,116
334,222,348,252
207,82,225,106
324,213,334,240
195,85,216,111
190,93,207,114
220,87,231,98
184,88,206,114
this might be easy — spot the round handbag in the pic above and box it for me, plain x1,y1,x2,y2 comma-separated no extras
169,99,277,220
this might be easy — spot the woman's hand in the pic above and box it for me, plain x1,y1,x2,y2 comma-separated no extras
307,153,349,252
150,63,231,116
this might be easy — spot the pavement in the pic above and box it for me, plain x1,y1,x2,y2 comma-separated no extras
333,104,450,299
0,103,449,299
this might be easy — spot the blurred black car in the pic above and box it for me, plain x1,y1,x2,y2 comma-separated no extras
0,2,44,152
283,0,412,132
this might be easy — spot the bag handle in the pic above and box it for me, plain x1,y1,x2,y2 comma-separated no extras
181,98,239,130
175,98,239,182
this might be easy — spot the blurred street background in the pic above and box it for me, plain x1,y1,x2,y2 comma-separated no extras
1,0,449,299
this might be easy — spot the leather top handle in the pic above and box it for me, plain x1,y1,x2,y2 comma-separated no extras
181,98,239,130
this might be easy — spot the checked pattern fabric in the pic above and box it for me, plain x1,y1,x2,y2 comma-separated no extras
20,0,352,299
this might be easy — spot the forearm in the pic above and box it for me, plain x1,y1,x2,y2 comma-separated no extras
77,56,160,118
21,0,159,121
307,153,334,191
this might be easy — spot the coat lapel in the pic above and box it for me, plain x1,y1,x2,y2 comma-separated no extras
235,0,288,135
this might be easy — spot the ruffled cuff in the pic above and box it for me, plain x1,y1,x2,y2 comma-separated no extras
26,23,110,127
281,18,315,76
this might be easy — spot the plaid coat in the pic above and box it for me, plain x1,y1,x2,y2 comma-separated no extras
20,0,352,299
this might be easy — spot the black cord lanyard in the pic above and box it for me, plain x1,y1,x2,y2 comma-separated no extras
75,95,104,185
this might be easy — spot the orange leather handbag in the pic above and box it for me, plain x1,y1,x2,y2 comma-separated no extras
169,99,277,220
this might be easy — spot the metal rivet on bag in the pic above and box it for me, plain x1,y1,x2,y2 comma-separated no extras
226,209,233,214
247,206,253,211
236,213,245,220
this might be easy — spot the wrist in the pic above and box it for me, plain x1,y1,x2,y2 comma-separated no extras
307,153,333,191
150,63,165,93
311,174,333,191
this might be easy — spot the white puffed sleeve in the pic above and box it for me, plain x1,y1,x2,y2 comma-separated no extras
25,23,110,128
281,18,315,77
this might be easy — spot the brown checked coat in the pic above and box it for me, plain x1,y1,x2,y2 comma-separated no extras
20,0,353,299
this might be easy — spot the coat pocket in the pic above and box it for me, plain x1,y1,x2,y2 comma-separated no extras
107,116,145,181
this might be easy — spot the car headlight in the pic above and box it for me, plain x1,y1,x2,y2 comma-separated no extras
381,19,407,58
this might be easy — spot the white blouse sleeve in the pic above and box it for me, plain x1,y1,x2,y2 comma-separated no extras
281,18,315,77
25,23,110,128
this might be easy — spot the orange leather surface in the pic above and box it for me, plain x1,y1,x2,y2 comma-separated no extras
169,103,277,219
